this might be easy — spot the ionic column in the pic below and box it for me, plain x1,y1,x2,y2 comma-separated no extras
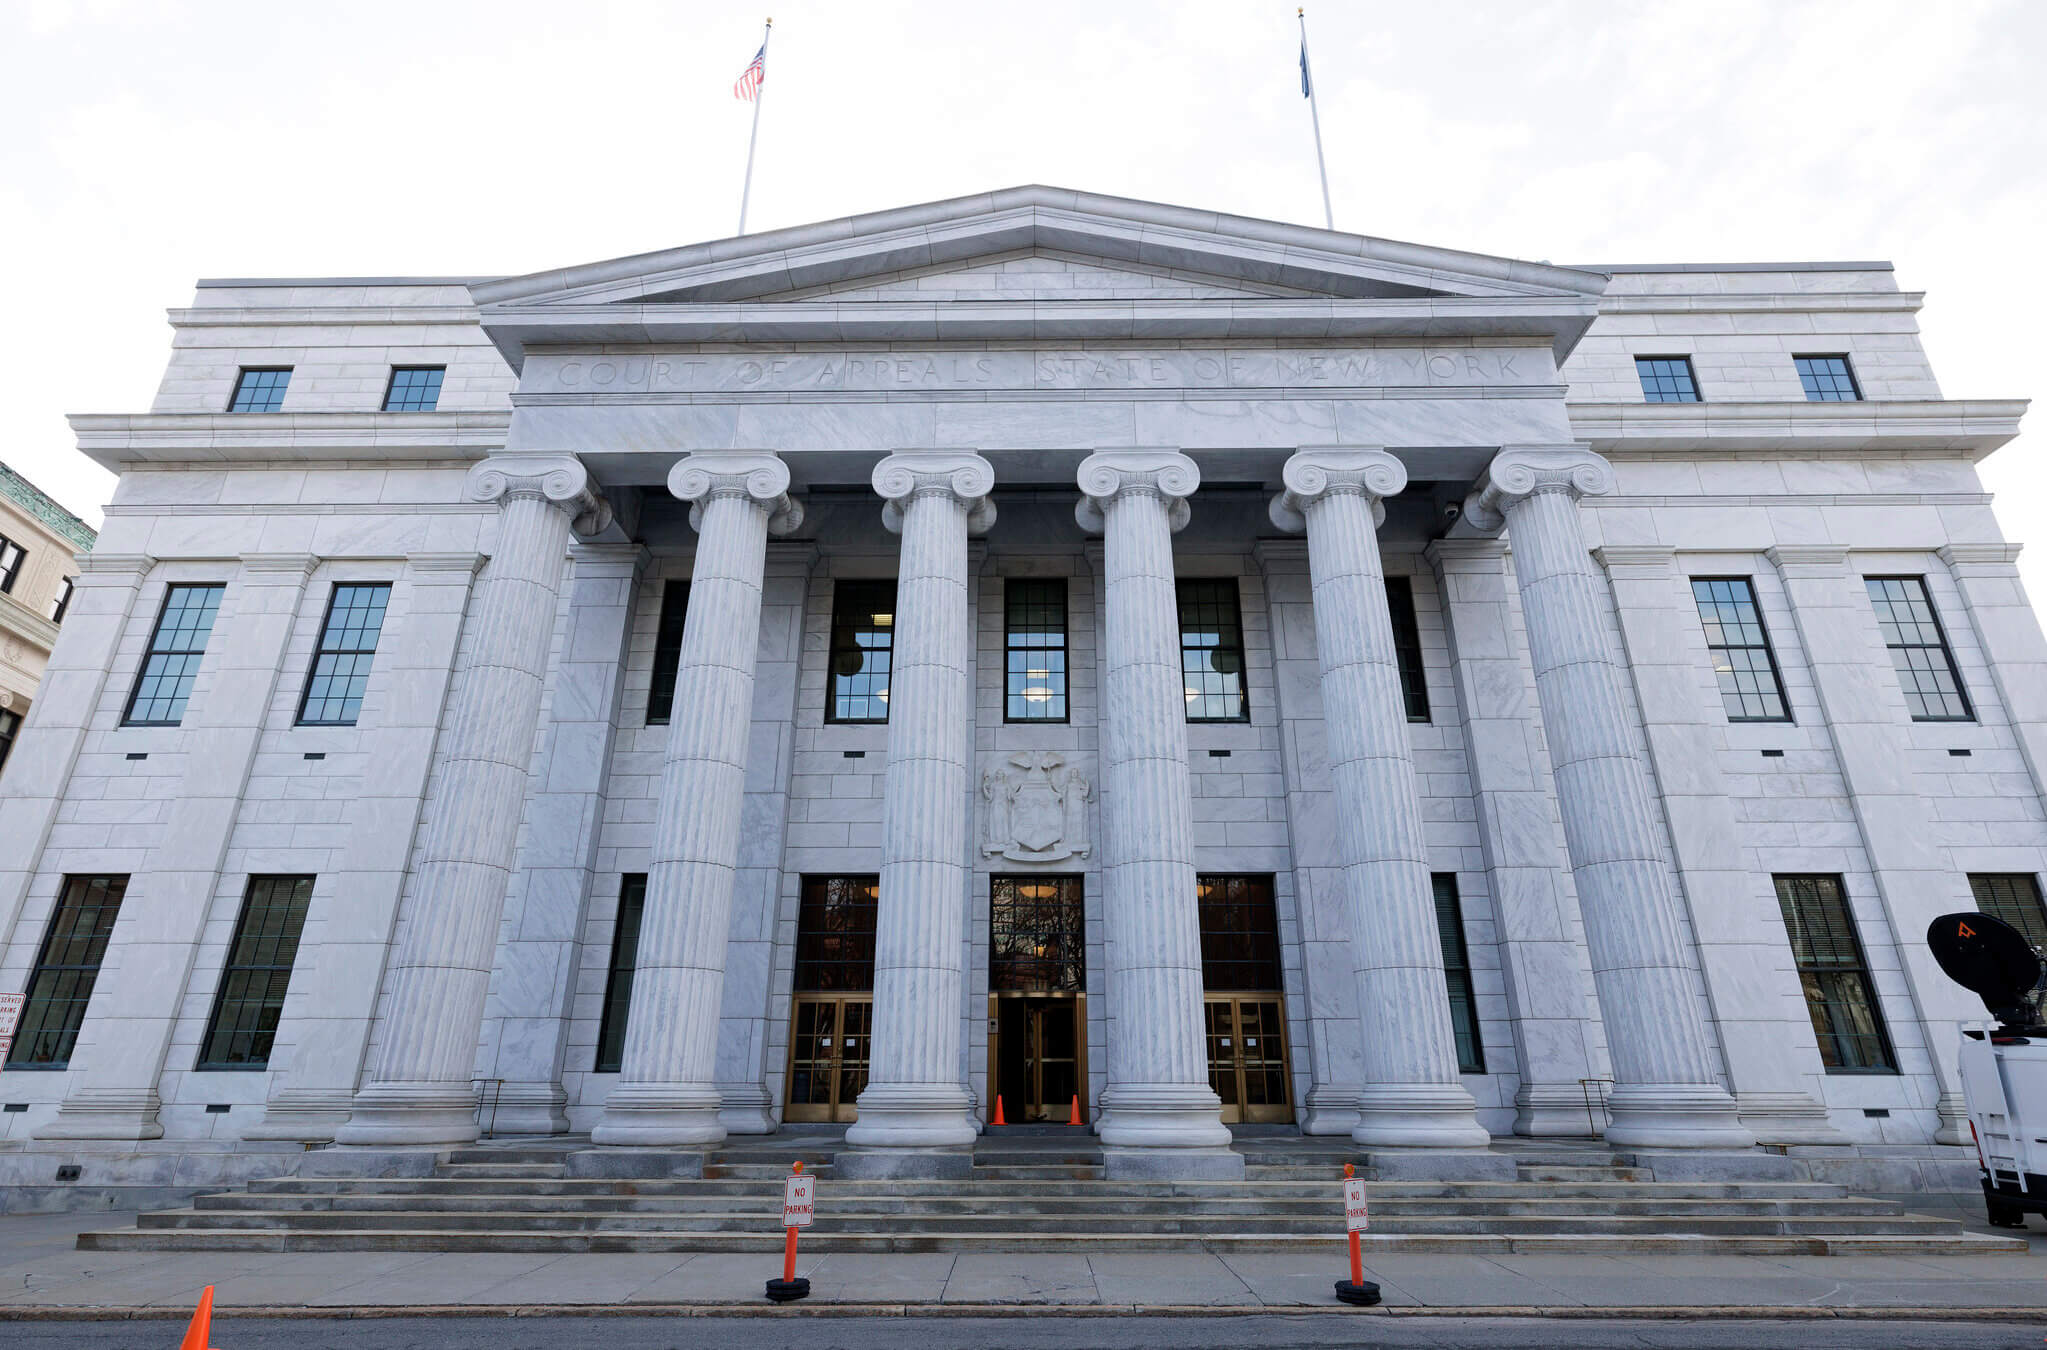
592,453,802,1146
842,450,992,1164
1075,449,1238,1176
1463,446,1751,1148
1271,448,1489,1147
337,455,610,1146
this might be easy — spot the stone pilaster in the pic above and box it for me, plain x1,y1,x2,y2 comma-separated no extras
1463,446,1752,1148
1075,449,1240,1177
842,450,992,1165
1768,545,1977,1143
337,455,611,1146
1272,448,1488,1147
1425,538,1602,1137
1941,544,2047,805
593,453,802,1146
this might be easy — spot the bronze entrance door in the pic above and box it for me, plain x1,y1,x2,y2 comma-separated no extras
784,875,878,1123
988,876,1087,1124
992,995,1085,1122
1203,995,1292,1124
784,995,871,1123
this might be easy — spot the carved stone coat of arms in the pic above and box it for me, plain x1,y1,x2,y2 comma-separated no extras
980,751,1092,863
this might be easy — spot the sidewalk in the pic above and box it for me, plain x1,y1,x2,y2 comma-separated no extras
1,1210,2044,1317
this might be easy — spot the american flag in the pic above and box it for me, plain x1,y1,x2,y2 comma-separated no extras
734,43,766,101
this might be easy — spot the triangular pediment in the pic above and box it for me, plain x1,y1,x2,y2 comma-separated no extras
749,248,1323,303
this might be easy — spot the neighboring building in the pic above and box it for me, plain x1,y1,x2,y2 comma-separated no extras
0,461,96,781
0,188,2041,1178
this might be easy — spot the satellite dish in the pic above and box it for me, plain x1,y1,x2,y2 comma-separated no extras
1928,911,2047,1029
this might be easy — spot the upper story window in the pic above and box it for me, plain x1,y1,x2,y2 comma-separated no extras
1005,578,1068,722
1865,576,1972,721
0,706,19,778
228,367,292,413
124,582,225,726
1794,355,1862,402
1690,577,1791,722
383,365,446,412
50,576,75,624
1969,874,2047,950
297,583,391,726
826,580,896,723
1178,578,1248,722
1635,355,1701,403
1385,576,1430,723
0,533,23,593
646,580,690,727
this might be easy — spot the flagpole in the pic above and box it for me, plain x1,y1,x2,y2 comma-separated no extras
737,17,773,236
1298,8,1334,231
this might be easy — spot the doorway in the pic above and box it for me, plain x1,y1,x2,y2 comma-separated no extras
783,875,878,1124
1197,874,1295,1125
988,875,1087,1125
993,995,1085,1122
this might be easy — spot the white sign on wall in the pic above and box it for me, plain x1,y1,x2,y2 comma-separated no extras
0,991,24,1067
783,1173,815,1229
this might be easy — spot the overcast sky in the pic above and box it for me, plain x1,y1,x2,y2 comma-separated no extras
4,0,2043,592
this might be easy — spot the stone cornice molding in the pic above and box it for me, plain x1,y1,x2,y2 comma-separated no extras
1764,545,1852,577
72,552,155,580
405,551,487,575
1566,398,2027,462
465,454,612,536
1939,543,2025,572
1074,449,1200,535
1422,538,1508,573
1250,538,1309,573
1268,447,1406,533
1461,446,1615,535
237,552,321,577
0,589,60,649
1591,545,1679,579
69,412,513,472
871,449,996,536
668,451,804,537
568,542,651,577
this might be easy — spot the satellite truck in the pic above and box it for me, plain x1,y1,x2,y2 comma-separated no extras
1928,910,2047,1228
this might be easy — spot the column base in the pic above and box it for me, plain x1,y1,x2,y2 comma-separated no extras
589,1082,727,1147
1103,1147,1245,1181
1095,1083,1232,1150
844,1083,978,1149
1299,1083,1363,1136
1514,1083,1608,1138
33,1089,165,1142
481,1081,570,1136
1737,1090,1848,1145
716,1081,779,1136
1935,1091,1970,1146
242,1089,354,1142
1603,1083,1756,1149
1353,1083,1491,1148
332,1083,481,1147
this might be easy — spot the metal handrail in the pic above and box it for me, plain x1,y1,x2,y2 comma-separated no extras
472,1077,506,1139
1578,1076,1615,1137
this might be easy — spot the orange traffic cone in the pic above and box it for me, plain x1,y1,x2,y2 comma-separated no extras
1068,1095,1082,1127
178,1286,215,1350
992,1096,1006,1127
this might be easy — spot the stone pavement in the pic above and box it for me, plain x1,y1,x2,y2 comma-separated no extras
0,1210,2045,1317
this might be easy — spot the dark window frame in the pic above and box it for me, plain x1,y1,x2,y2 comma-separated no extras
1774,874,1898,1075
1793,354,1863,402
793,875,881,992
825,580,897,724
50,575,75,624
227,367,292,413
1690,576,1792,723
381,365,446,412
1433,873,1485,1074
1384,575,1431,723
1865,575,1974,722
646,580,691,726
593,874,648,1072
295,582,391,727
0,705,20,778
0,533,24,594
122,582,226,727
1969,874,2047,951
990,875,1086,993
194,874,314,1070
1635,355,1702,403
6,874,129,1069
1004,578,1070,723
1178,578,1250,724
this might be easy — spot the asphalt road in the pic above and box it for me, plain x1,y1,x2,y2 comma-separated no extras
8,1315,2047,1350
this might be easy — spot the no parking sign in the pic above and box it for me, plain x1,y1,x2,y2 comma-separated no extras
1343,1173,1369,1232
783,1170,815,1228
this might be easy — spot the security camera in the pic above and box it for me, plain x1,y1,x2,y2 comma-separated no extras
1442,503,1462,524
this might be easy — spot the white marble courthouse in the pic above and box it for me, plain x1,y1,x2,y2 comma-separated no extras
2,187,2043,1179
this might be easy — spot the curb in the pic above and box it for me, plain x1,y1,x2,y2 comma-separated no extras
3,1304,2046,1322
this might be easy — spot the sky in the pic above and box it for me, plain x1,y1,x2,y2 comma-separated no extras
3,0,2043,593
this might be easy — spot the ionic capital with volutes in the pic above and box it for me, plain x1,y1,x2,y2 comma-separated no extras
464,454,613,536
1074,449,1200,534
1268,446,1407,533
668,450,805,536
1461,445,1614,534
872,449,996,535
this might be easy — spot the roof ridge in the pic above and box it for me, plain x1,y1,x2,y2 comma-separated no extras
0,460,98,552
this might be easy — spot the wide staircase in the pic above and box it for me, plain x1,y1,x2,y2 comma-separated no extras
75,1134,2022,1256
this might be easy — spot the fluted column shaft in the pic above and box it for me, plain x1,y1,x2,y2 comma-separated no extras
1272,448,1488,1147
593,452,801,1146
338,456,610,1146
1464,446,1750,1148
845,451,991,1153
1076,450,1234,1163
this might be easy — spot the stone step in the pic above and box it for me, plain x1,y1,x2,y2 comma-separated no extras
699,1163,839,1180
970,1151,1104,1168
74,1227,2028,1257
433,1163,567,1179
442,1149,576,1166
967,1165,1105,1180
1518,1165,1651,1182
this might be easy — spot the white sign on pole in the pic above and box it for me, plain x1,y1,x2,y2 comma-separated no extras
783,1172,815,1228
0,991,23,1067
1343,1175,1369,1232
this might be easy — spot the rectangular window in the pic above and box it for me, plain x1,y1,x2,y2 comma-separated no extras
1690,577,1791,722
1635,355,1701,403
1385,575,1430,722
1970,874,2047,951
1195,874,1283,991
228,367,291,412
1865,576,1973,721
195,875,313,1070
593,874,647,1072
296,583,390,726
0,533,24,593
990,876,1085,992
1794,355,1862,402
123,582,225,726
1004,578,1069,722
0,706,19,778
1433,874,1485,1074
794,875,881,991
826,580,896,723
1179,578,1249,722
50,576,75,624
382,365,445,412
6,874,128,1068
1774,874,1896,1073
645,581,690,726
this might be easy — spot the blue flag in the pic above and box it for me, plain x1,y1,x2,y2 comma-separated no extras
1300,40,1312,98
